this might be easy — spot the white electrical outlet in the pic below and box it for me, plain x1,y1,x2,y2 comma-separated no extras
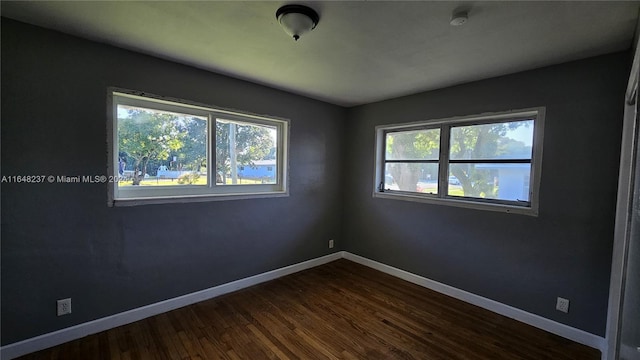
329,239,334,248
57,298,72,316
556,297,569,313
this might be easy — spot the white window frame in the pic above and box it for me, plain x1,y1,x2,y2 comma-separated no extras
373,108,545,216
107,89,289,206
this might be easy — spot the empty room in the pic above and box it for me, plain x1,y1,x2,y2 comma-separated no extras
1,1,639,359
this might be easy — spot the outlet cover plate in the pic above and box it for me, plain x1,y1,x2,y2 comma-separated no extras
556,297,569,313
57,298,72,316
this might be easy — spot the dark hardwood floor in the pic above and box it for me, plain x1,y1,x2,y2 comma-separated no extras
18,259,600,359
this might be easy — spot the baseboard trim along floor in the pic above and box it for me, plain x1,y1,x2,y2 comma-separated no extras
341,252,606,356
0,251,606,359
0,253,341,360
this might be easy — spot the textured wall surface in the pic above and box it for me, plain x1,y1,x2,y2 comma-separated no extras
343,52,629,336
1,19,345,345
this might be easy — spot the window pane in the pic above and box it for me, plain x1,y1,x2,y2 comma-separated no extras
450,120,533,160
386,128,440,160
385,163,439,194
117,105,208,187
216,119,277,185
448,163,531,202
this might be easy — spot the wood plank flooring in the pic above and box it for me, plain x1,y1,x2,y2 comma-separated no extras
18,259,600,359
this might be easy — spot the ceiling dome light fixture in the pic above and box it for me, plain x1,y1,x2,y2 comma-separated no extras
450,10,468,26
276,4,319,41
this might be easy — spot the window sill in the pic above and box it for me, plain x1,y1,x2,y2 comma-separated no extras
110,191,289,207
373,191,538,216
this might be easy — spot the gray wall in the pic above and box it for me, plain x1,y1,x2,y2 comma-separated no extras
343,52,629,336
1,19,345,345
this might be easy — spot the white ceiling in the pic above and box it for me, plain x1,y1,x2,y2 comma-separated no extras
2,1,638,107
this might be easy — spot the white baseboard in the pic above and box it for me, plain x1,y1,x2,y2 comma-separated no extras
1,251,607,359
0,252,342,360
342,252,606,356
